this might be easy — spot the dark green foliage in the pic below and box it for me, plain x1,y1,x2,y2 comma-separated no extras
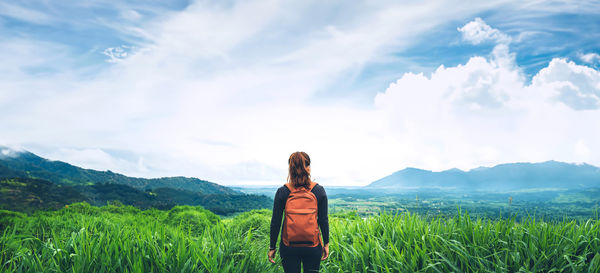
149,187,274,214
0,178,86,212
0,177,272,215
77,183,158,208
0,164,25,178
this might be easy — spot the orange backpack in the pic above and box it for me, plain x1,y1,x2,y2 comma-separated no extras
282,181,322,247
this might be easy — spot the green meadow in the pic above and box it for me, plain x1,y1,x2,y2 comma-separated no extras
1,202,599,272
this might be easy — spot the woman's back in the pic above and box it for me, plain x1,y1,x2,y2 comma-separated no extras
270,182,329,257
268,152,330,273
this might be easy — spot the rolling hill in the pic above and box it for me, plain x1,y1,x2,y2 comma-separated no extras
0,177,271,215
0,146,273,214
0,146,236,194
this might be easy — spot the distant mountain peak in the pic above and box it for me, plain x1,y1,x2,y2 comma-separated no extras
368,160,600,191
445,168,465,173
398,167,430,173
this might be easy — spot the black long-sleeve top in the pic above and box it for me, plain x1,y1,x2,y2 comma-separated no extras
270,183,329,256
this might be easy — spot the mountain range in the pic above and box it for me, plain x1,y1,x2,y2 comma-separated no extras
0,146,235,194
368,161,600,191
4,145,600,212
0,146,271,214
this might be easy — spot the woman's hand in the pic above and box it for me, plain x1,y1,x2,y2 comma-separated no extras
321,243,330,260
268,249,276,263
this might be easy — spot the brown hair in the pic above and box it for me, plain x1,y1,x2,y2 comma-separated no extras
287,151,311,189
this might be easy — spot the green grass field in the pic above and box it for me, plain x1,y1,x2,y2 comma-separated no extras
1,203,599,272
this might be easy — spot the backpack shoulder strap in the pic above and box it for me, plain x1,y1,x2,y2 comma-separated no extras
285,182,317,192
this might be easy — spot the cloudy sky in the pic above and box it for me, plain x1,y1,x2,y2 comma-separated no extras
1,0,599,186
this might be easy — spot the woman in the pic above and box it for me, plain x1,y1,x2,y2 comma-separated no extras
268,151,330,273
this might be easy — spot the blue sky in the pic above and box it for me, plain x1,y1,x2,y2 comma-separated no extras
1,0,599,186
4,1,597,88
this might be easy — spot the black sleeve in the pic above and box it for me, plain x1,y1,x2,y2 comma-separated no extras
315,185,329,245
269,186,287,249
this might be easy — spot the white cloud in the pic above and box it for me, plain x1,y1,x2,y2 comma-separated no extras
9,0,496,185
574,139,591,160
0,145,25,158
103,45,134,63
578,52,600,64
458,17,512,45
375,38,600,172
2,1,600,186
44,148,150,177
0,149,12,157
375,44,523,115
121,9,142,21
532,58,600,110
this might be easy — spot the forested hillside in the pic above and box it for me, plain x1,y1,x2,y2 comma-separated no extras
0,147,272,215
0,177,271,215
0,147,236,194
